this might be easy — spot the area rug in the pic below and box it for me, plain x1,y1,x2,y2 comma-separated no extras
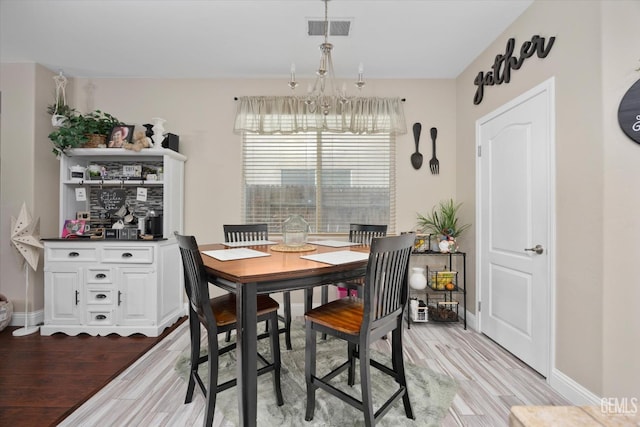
175,322,457,426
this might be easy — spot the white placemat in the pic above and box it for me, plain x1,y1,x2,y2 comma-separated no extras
307,240,358,248
300,250,369,265
222,240,276,247
202,248,271,261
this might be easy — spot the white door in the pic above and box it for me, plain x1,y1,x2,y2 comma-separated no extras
476,78,555,377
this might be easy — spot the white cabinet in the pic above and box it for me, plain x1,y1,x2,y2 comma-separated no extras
42,148,187,337
42,240,183,337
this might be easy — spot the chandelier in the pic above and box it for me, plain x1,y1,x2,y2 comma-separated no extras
288,0,365,115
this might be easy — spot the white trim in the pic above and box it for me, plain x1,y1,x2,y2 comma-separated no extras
475,77,557,380
549,368,601,405
10,309,44,328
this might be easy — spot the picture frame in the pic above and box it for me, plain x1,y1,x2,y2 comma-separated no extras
62,219,87,238
108,125,134,148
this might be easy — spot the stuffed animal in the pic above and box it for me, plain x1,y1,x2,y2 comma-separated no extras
123,131,152,152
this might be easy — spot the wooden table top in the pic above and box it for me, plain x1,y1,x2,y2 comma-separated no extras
199,243,370,284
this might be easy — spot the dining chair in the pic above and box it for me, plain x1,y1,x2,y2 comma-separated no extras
223,223,292,350
320,224,387,339
304,233,415,427
175,232,284,427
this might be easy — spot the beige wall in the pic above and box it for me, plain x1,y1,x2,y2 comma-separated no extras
0,63,58,315
601,0,640,400
456,0,639,400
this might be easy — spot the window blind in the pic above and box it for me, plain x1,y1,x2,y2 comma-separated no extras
242,131,396,235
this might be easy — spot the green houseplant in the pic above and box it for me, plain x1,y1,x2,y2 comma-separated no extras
48,109,122,154
416,199,471,239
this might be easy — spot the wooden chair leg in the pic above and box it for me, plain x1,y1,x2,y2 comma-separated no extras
347,341,357,386
204,327,218,427
304,323,317,421
321,286,329,340
359,341,375,427
392,327,414,419
185,313,200,403
269,314,284,406
283,291,292,350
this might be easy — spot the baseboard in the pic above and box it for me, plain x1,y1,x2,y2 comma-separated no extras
10,309,44,327
549,367,601,405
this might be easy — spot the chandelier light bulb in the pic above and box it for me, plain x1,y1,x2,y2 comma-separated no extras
288,0,365,113
288,63,298,89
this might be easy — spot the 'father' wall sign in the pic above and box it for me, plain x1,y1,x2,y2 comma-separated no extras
473,35,556,105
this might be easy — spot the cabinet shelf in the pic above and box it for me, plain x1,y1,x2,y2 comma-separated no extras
409,251,466,329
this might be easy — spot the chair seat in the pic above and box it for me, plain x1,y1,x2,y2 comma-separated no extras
211,293,279,327
305,297,363,335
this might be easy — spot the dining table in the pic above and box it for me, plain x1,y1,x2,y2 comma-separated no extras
198,241,370,427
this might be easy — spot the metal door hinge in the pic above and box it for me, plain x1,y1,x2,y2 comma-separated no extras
477,146,482,157
478,301,481,311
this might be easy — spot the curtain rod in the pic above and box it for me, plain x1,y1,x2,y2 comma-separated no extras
234,97,406,101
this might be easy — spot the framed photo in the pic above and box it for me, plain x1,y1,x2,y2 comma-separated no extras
62,219,87,238
108,125,134,148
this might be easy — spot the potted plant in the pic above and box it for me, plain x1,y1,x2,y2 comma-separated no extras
416,199,470,252
48,109,122,154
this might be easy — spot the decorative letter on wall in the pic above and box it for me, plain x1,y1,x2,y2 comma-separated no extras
473,35,556,105
618,79,640,145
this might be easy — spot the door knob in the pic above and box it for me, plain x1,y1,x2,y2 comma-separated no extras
524,245,544,255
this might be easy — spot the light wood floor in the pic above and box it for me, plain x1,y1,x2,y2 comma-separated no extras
59,319,568,426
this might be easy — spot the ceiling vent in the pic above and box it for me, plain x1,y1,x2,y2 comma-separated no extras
307,20,351,37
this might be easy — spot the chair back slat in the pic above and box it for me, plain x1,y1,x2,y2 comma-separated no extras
175,233,218,332
362,233,414,331
349,223,387,245
223,223,269,243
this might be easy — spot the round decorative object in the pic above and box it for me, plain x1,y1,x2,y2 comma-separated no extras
409,267,427,290
438,239,451,253
618,79,640,144
270,243,316,252
0,293,13,331
282,214,310,247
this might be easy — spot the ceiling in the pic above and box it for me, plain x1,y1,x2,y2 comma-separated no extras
0,0,533,80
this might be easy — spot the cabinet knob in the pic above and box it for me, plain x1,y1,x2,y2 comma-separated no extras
96,273,107,279
69,252,80,257
122,252,133,258
95,314,107,320
96,294,107,299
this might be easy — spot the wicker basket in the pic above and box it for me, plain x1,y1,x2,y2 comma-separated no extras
82,134,107,148
0,293,13,331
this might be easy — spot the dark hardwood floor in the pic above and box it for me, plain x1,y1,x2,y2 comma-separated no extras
0,318,186,427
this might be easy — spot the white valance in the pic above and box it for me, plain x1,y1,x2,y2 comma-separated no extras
233,96,407,135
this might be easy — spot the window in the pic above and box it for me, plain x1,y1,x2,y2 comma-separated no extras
242,131,395,234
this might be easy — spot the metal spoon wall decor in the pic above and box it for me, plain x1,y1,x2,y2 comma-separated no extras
411,123,423,170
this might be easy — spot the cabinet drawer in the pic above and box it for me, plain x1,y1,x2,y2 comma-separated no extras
47,247,98,262
86,289,114,305
86,268,112,283
102,247,153,264
85,309,114,326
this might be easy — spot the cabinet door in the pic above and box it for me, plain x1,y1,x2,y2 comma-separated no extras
116,267,156,326
44,269,81,325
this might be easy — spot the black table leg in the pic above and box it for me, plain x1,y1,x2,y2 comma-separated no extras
237,283,258,427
